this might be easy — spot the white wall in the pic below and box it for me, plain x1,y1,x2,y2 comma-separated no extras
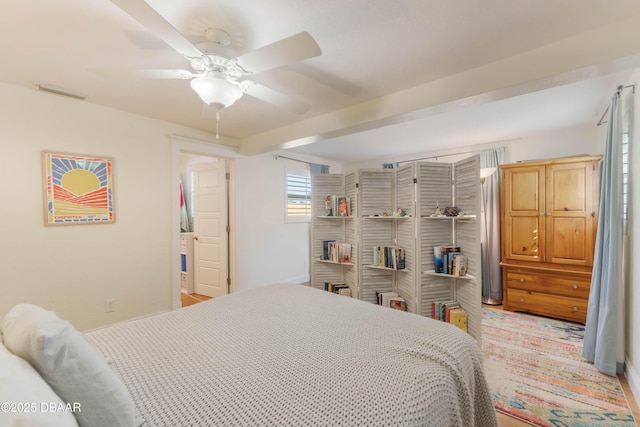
236,153,340,288
0,82,332,331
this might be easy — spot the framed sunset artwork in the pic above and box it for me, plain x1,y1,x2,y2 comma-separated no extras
42,151,115,225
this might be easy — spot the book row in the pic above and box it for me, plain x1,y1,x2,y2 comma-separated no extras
431,300,468,332
372,246,406,270
433,245,468,276
323,240,352,263
375,291,407,311
323,195,351,217
324,282,352,297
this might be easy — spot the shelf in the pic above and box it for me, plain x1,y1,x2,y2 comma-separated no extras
364,264,410,272
316,258,354,266
421,270,475,280
316,215,354,219
363,215,411,219
421,215,476,220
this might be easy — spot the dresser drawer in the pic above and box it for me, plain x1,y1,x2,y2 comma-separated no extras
506,289,587,323
504,269,590,299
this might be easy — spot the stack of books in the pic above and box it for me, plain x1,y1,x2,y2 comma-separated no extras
431,300,468,332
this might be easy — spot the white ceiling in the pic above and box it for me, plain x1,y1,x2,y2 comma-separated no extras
2,0,640,164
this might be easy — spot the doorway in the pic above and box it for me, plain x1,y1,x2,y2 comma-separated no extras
171,135,238,310
181,157,229,298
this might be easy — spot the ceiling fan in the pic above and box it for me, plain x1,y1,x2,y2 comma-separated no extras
108,0,322,134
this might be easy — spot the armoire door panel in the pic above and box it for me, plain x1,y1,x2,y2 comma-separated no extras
548,217,587,264
547,164,588,213
545,161,596,266
506,216,543,262
507,167,544,212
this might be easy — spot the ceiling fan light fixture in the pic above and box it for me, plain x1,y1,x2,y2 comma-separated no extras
190,73,243,110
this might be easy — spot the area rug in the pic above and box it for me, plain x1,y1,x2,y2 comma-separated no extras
482,307,636,426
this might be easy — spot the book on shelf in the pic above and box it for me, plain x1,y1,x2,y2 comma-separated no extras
448,307,468,332
375,290,396,306
451,254,468,277
432,299,456,321
372,246,405,269
393,248,405,270
433,246,444,273
336,195,350,217
337,287,352,297
389,297,407,311
430,300,468,333
322,195,351,217
324,195,333,216
433,245,465,275
381,292,399,308
442,246,460,274
325,282,350,295
338,242,352,263
324,241,351,263
323,240,336,260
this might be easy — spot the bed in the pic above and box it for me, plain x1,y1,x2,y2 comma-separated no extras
1,283,498,427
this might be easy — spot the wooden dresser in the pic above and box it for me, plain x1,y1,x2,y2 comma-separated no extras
499,155,601,323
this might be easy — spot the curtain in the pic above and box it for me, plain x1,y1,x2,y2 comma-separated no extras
478,149,504,304
582,89,625,376
310,163,330,174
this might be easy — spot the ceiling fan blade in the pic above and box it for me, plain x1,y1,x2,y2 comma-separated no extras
233,32,321,75
109,0,207,61
90,68,196,79
242,81,310,114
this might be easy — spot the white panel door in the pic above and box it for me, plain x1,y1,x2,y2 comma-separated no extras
193,160,228,298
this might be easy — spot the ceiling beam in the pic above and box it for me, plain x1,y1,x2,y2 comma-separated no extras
237,16,640,156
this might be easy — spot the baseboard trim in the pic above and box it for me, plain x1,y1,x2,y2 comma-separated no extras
626,357,640,408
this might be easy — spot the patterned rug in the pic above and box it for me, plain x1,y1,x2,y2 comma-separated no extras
482,308,636,427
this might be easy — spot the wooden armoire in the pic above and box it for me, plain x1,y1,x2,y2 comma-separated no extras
499,155,602,323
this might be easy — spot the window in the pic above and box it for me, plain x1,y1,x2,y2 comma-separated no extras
286,166,311,222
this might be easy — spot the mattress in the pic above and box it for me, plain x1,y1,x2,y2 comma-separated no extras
85,283,498,426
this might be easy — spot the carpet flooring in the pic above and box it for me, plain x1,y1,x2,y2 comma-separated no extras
482,308,636,427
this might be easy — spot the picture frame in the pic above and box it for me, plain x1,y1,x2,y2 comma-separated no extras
42,151,115,225
335,195,349,217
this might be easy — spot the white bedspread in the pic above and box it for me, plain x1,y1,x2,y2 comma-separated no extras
85,283,498,426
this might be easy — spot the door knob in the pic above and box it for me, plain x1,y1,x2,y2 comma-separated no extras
193,235,199,240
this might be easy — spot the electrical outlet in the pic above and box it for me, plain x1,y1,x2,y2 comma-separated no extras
105,299,116,313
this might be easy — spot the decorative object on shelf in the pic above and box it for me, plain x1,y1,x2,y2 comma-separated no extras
393,208,408,217
324,195,332,216
434,202,442,217
443,206,460,217
42,151,114,225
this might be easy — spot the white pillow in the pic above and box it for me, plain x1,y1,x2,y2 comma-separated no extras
0,342,79,427
0,304,139,427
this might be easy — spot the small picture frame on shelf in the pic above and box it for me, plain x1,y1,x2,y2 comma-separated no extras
335,196,349,216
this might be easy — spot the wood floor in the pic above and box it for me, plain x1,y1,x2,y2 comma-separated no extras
180,294,639,426
180,292,212,307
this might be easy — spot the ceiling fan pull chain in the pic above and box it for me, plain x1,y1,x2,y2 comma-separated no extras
216,110,220,140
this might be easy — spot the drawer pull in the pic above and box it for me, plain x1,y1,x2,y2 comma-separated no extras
519,278,525,283
572,306,578,312
572,284,578,289
519,298,525,303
